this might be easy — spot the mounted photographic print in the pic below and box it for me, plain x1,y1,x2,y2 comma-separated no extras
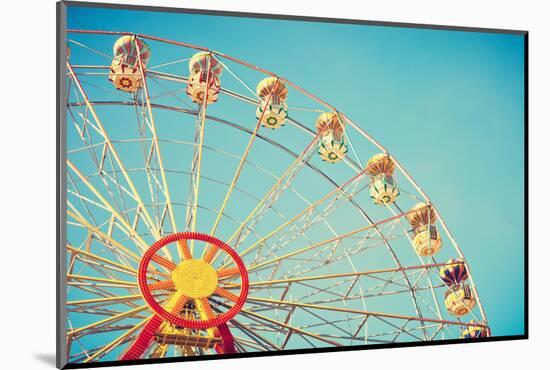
56,1,528,368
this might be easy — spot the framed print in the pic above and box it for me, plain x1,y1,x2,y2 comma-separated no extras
56,1,528,368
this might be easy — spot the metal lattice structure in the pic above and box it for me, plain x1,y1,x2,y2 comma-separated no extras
64,30,490,364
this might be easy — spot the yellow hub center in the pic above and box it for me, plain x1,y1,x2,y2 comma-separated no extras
171,259,218,299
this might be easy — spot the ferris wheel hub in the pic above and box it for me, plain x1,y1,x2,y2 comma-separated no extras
138,232,249,330
171,259,219,298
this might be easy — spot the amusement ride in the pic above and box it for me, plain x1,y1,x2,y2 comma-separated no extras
64,32,490,363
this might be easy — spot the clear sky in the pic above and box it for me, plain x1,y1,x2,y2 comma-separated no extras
66,3,525,347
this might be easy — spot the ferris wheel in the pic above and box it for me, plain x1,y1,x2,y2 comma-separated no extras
64,30,490,364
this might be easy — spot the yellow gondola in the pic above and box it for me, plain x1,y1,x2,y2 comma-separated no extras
366,153,396,176
366,154,399,205
255,77,289,129
406,202,442,256
406,202,437,228
412,225,442,256
444,285,476,316
459,320,490,339
316,112,347,163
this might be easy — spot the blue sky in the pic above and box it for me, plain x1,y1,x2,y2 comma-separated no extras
66,4,525,346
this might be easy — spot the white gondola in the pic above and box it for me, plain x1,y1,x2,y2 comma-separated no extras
186,52,222,104
108,35,151,93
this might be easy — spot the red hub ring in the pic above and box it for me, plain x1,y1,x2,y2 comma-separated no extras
138,232,249,330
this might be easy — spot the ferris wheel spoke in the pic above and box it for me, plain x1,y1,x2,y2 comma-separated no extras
340,119,363,170
299,307,357,338
67,163,148,257
68,306,147,319
69,255,137,283
82,318,149,363
210,50,336,113
68,70,133,105
132,90,164,235
147,75,196,110
217,266,241,279
203,79,283,262
428,322,452,340
66,244,137,275
228,319,282,351
79,74,135,101
67,159,162,255
359,273,411,291
69,324,143,338
67,294,144,306
247,177,367,267
67,62,173,261
147,279,175,291
150,255,177,270
256,285,445,308
279,237,392,281
148,56,191,70
337,117,435,338
196,297,216,319
184,109,205,238
67,282,122,305
377,198,446,321
364,321,435,343
226,167,368,267
214,287,240,303
295,280,351,301
67,171,100,227
68,304,152,338
65,105,122,215
232,336,269,352
68,209,155,280
246,211,409,273
244,296,484,330
184,56,215,253
224,132,322,256
211,55,258,99
67,274,138,288
68,101,344,237
67,208,168,277
296,281,410,307
67,188,110,214
230,340,247,353
408,286,446,330
246,204,431,340
245,256,448,289
246,262,451,288
377,317,423,342
300,314,363,333
237,308,343,347
135,42,190,259
304,147,431,339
